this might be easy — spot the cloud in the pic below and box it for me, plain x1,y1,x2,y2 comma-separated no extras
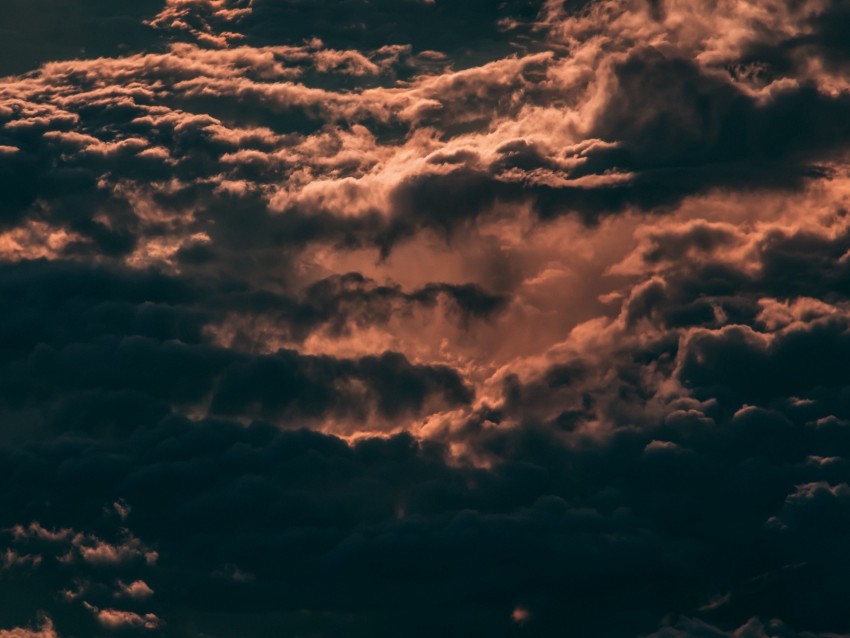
0,0,163,76
83,603,163,631
115,579,155,600
72,533,158,566
0,617,57,638
3,0,850,636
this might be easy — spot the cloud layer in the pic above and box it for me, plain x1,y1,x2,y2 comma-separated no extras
3,1,850,636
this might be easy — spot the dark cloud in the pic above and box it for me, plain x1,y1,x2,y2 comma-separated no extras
208,349,473,424
805,1,850,69
4,0,850,636
0,0,164,76
736,1,850,81
207,272,508,340
242,0,546,64
0,260,494,440
3,369,850,636
571,47,850,215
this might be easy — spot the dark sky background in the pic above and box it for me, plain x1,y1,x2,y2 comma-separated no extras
2,1,850,636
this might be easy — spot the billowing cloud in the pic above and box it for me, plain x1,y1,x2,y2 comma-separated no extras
3,0,850,636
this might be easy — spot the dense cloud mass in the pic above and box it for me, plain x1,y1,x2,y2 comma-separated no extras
3,0,850,636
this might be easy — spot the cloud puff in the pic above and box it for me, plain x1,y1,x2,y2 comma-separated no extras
0,617,57,638
84,603,163,631
115,579,155,600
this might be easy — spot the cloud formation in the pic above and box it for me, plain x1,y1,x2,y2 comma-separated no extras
3,0,850,636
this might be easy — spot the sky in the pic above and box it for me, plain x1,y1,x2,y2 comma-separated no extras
2,0,850,636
